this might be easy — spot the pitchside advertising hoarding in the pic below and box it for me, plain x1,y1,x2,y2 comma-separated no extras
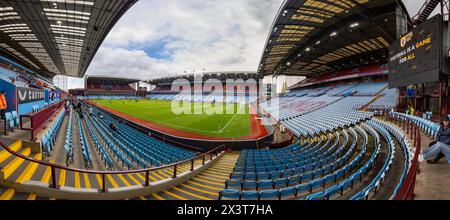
388,14,443,88
17,87,45,104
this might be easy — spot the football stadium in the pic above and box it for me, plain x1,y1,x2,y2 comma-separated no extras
0,0,449,207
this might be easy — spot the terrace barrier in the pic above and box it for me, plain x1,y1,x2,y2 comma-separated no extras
20,100,64,141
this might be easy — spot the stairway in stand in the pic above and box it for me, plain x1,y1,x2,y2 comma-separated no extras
0,140,51,200
0,138,240,200
142,153,240,200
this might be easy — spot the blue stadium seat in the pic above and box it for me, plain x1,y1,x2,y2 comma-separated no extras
225,179,242,190
242,181,257,191
279,186,297,200
257,179,273,190
259,190,279,200
241,191,259,200
219,189,240,200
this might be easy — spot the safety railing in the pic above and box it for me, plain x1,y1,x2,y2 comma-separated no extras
0,139,225,193
2,118,6,135
386,113,421,200
20,100,64,141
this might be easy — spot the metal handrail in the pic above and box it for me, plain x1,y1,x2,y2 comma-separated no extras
0,138,225,192
387,114,421,200
19,100,65,141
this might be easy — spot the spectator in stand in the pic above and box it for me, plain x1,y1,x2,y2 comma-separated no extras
88,106,94,116
0,91,7,120
65,98,70,115
109,123,118,132
77,101,82,111
78,108,84,120
407,105,415,116
419,116,450,163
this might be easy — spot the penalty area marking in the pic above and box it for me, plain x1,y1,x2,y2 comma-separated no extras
218,104,245,133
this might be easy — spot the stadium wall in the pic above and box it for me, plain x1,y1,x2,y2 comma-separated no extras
18,100,46,115
0,78,63,115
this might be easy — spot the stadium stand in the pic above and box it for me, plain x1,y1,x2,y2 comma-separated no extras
389,112,441,138
367,89,399,110
41,109,65,155
84,76,138,97
217,118,415,200
2,0,448,202
279,97,374,137
86,105,195,168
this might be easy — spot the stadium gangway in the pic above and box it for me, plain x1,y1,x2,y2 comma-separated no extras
0,139,226,194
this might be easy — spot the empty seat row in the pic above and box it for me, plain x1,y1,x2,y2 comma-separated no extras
224,127,363,194
235,133,340,173
87,113,135,169
230,131,349,180
91,106,195,165
220,129,366,200
84,114,114,169
4,111,19,131
64,108,74,163
77,112,92,168
41,109,65,155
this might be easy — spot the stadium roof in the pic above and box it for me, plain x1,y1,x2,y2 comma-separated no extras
147,71,260,85
86,75,140,84
0,0,138,78
257,0,409,77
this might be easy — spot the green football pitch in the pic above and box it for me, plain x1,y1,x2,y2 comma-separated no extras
92,99,251,138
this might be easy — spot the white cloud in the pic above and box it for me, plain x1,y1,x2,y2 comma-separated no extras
69,0,282,89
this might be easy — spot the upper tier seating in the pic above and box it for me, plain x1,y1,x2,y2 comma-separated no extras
148,92,257,104
281,97,374,137
351,82,387,96
368,89,399,110
262,82,387,122
87,82,134,93
0,66,29,87
260,96,342,121
78,96,141,100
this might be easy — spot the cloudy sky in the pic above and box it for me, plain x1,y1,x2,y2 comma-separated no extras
66,0,443,90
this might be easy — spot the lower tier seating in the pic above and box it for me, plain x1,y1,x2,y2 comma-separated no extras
219,119,412,200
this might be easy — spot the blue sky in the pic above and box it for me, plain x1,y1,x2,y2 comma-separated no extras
66,0,438,90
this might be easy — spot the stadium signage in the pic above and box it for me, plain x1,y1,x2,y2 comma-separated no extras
17,87,45,104
388,14,443,88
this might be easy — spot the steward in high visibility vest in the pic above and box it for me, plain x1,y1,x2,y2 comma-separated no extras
0,90,7,120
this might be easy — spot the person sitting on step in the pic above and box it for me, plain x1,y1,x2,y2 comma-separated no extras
419,116,450,163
